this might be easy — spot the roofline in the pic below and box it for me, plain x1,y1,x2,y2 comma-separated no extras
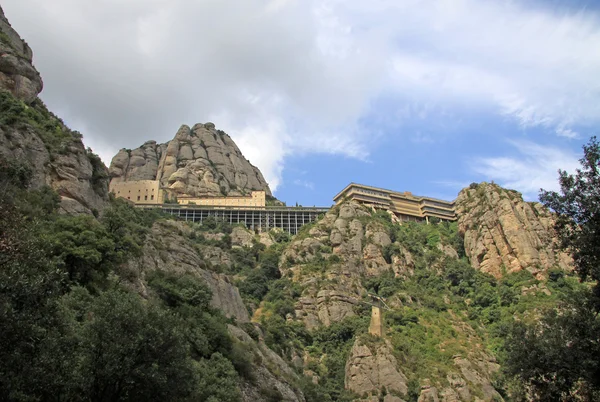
333,182,456,204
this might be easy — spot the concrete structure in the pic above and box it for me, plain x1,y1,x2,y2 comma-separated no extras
178,191,265,207
333,183,456,222
109,180,266,208
109,180,164,204
369,305,384,337
147,205,329,235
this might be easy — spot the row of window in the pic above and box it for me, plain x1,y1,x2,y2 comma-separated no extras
353,187,388,198
126,195,155,201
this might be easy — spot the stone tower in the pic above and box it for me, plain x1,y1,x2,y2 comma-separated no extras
368,305,384,337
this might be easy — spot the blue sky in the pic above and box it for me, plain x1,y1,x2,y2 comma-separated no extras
3,0,600,206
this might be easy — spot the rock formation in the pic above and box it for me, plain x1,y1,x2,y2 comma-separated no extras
0,6,42,103
345,338,409,400
109,123,272,198
455,182,572,278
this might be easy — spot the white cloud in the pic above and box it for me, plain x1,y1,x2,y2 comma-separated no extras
471,140,581,199
2,0,599,191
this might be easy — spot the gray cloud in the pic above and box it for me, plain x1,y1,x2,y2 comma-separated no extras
2,0,600,192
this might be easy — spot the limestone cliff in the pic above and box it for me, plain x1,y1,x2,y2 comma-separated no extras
109,123,272,198
455,182,572,278
0,6,42,103
0,8,109,215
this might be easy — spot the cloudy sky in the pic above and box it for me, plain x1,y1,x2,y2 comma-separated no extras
3,0,600,206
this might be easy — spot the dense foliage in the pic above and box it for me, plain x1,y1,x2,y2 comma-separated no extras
0,159,248,401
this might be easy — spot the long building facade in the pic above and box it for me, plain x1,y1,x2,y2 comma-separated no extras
109,180,266,208
333,183,456,222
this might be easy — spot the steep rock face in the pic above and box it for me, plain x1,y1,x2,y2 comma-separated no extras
0,6,43,103
345,338,408,400
455,182,572,278
124,220,250,322
109,123,272,197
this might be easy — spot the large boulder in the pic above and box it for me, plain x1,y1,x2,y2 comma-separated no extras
455,182,573,279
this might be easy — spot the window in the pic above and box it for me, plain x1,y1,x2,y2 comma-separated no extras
144,195,148,200
151,195,154,200
137,196,141,201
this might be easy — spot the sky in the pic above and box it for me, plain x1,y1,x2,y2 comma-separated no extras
3,0,599,207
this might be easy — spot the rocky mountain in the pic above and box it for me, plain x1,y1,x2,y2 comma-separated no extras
455,182,572,279
0,7,109,215
109,123,272,198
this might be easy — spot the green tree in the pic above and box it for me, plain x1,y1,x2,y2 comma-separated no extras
61,288,196,402
540,136,600,308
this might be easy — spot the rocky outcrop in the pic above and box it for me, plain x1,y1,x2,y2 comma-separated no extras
109,123,272,198
0,115,109,214
109,141,167,182
455,182,572,278
281,202,373,329
281,202,431,329
345,338,408,400
0,6,42,103
124,220,250,322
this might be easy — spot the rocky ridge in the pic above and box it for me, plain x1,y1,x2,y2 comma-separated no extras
109,123,272,198
0,6,42,103
455,182,572,279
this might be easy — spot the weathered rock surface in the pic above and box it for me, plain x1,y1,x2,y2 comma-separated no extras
0,6,42,103
281,202,373,329
0,119,110,214
345,338,408,399
124,220,250,322
109,123,272,198
109,140,168,182
455,182,573,278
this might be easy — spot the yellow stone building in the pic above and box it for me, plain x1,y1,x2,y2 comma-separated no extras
177,191,266,207
109,180,266,208
333,183,456,222
109,180,165,204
